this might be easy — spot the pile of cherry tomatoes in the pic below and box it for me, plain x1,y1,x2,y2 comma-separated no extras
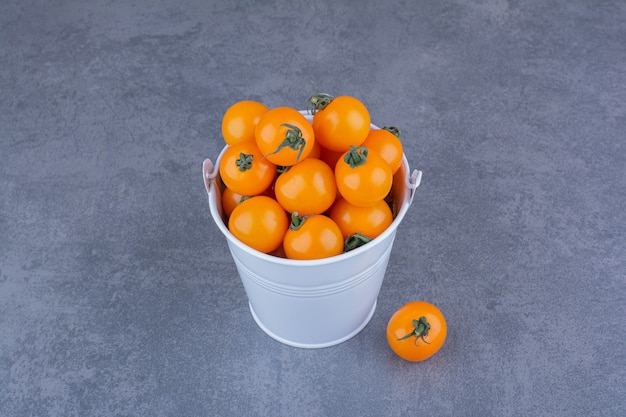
218,94,404,261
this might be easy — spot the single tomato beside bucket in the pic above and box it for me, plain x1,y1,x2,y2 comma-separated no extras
386,301,447,362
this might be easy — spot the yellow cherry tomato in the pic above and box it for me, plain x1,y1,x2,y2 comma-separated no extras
361,127,404,175
221,100,269,145
255,107,315,166
218,141,277,196
309,94,371,153
274,158,337,216
329,197,393,240
335,146,392,207
386,301,447,362
282,213,344,260
228,196,288,254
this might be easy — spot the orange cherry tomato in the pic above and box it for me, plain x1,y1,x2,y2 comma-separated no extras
282,213,343,260
255,107,315,166
219,141,277,196
386,301,447,362
274,158,337,215
221,100,269,145
228,196,289,254
221,187,245,217
335,146,392,207
361,127,404,174
221,186,274,217
309,94,370,152
329,197,393,240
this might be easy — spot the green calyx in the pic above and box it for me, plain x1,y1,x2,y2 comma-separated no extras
265,124,308,163
344,233,373,252
397,317,431,346
289,212,309,231
383,126,401,139
235,152,254,172
343,146,369,168
308,93,334,114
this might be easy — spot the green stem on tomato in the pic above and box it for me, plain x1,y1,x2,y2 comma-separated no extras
289,212,308,231
264,124,308,163
235,152,254,172
308,93,334,114
382,126,401,139
397,317,431,346
343,146,369,168
344,233,373,252
277,165,290,174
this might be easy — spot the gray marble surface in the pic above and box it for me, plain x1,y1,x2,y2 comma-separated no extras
1,1,625,416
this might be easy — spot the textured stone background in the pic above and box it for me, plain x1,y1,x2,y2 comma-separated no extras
1,0,625,416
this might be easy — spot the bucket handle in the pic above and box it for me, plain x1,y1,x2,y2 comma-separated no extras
203,158,219,197
407,169,422,205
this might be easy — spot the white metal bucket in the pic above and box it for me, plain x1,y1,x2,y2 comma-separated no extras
202,115,422,348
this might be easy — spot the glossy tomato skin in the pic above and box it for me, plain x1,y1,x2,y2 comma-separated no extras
329,197,393,240
221,187,244,218
222,186,273,217
335,147,393,207
386,301,447,362
283,214,344,260
312,96,370,152
228,196,289,254
361,128,404,175
219,141,277,196
221,100,269,145
274,158,337,215
255,107,315,166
